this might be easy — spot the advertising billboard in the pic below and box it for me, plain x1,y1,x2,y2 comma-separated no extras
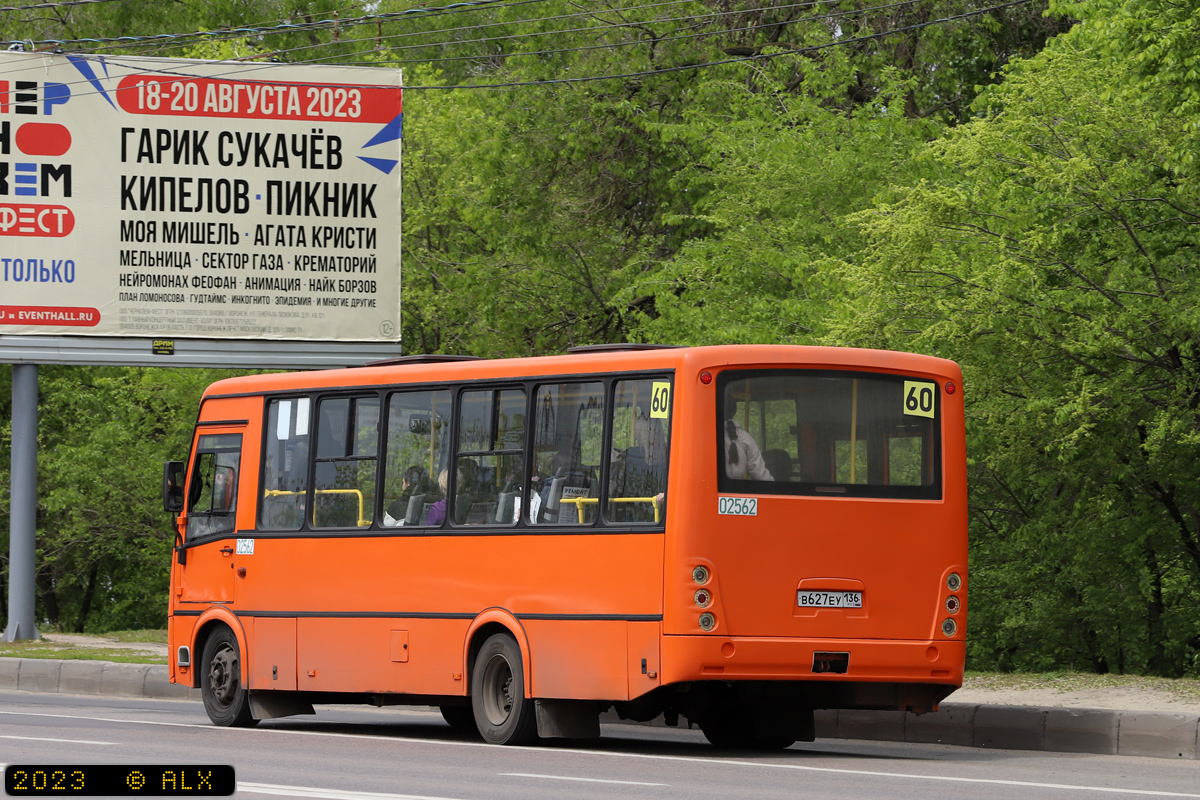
0,53,402,343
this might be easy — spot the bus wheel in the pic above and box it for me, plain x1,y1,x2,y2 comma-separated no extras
440,705,479,737
471,632,537,745
200,626,258,728
701,708,794,750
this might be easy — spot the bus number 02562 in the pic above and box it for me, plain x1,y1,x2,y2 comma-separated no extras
718,496,757,516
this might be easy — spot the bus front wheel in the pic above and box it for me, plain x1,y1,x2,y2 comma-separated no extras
200,626,258,728
470,632,537,745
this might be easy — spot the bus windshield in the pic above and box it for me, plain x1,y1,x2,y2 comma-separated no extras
718,370,942,499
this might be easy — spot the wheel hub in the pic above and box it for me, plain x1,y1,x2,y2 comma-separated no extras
209,644,238,704
482,654,514,726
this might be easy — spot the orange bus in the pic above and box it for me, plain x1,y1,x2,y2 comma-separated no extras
163,344,967,747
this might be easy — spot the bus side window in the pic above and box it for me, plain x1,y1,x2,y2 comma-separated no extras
455,388,525,526
261,398,311,530
606,379,670,524
381,390,450,527
313,396,380,529
527,382,604,526
187,433,242,540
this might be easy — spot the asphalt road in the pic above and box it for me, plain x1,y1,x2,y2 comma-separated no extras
2,691,1199,800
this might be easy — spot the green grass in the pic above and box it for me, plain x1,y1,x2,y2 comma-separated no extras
105,629,169,644
0,630,167,665
964,671,1200,703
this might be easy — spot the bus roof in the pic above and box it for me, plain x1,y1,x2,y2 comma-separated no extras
201,344,961,399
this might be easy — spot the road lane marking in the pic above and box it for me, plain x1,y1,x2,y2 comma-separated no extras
501,772,668,786
0,734,116,745
238,783,463,800
2,711,1198,798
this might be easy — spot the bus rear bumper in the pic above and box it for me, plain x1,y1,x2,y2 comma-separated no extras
661,635,964,687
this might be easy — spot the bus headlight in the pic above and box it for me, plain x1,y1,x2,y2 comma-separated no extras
698,612,716,631
692,566,710,584
947,572,962,591
941,618,957,637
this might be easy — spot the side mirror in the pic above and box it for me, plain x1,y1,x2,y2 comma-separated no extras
163,461,185,513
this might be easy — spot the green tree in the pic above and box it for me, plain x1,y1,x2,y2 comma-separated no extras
833,37,1200,675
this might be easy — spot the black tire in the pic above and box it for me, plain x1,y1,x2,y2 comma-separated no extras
440,705,479,736
470,632,538,745
200,626,258,727
701,707,794,750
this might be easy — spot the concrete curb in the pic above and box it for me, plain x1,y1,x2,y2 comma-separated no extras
5,657,1197,759
1,658,201,701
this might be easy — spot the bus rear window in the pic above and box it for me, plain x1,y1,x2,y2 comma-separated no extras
717,370,941,500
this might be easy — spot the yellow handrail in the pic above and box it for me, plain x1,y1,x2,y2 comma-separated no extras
262,488,369,527
559,495,661,524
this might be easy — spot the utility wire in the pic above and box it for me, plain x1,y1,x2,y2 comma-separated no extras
270,0,924,67
0,0,127,12
401,0,1036,88
53,0,906,70
8,0,548,47
54,0,1029,99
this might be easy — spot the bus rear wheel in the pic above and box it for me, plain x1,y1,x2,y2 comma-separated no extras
470,632,537,745
200,626,258,728
700,707,794,750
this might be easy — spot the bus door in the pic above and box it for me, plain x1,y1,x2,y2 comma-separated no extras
177,428,246,606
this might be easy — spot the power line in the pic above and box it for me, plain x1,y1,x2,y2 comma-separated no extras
50,0,1029,100
0,0,127,12
397,0,1036,89
273,0,924,68
54,0,893,72
8,0,549,48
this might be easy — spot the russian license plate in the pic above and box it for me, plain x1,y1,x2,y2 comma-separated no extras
797,591,863,608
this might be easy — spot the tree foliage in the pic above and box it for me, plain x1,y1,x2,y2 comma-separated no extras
11,0,1200,679
831,36,1200,676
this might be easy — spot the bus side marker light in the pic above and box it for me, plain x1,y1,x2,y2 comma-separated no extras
941,618,957,637
452,673,462,681
946,381,956,395
692,565,710,584
694,589,712,607
945,595,960,614
698,612,716,631
947,572,962,591
700,371,713,385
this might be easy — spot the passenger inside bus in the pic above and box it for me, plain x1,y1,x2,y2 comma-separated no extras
382,465,434,526
724,394,774,481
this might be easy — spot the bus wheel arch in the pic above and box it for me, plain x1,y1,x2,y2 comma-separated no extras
464,610,532,698
190,608,248,690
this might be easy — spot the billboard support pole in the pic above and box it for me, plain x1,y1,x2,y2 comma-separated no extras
4,363,40,641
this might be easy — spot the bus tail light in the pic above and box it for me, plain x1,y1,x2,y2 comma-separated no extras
941,618,957,637
698,612,716,631
694,589,711,607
